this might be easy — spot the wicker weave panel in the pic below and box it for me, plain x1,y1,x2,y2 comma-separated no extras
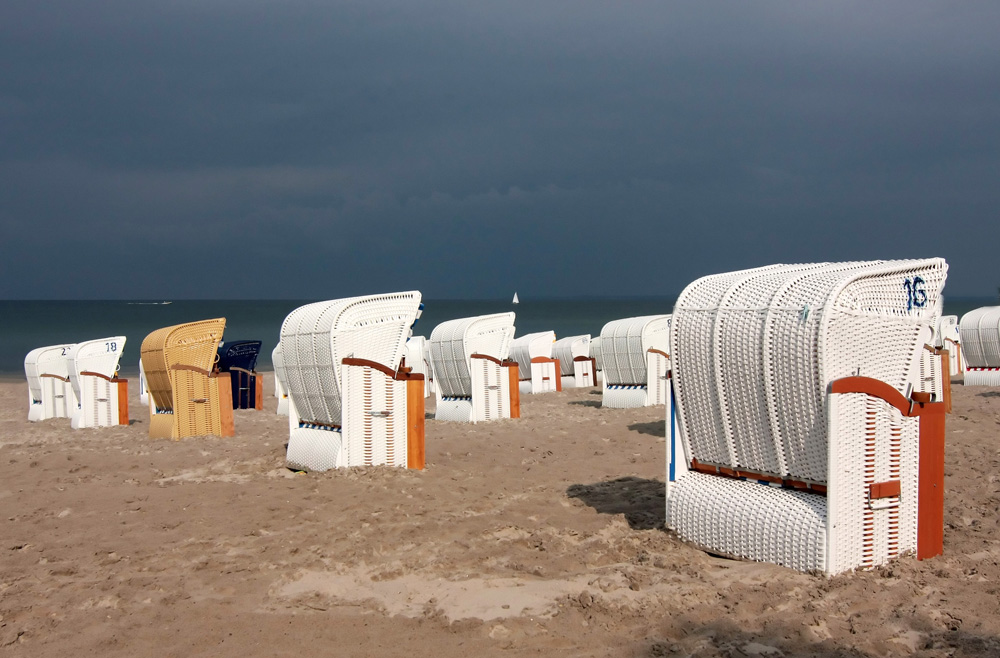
279,292,422,427
959,306,1000,369
342,365,408,467
286,427,344,472
509,331,555,380
428,313,515,398
470,357,510,422
826,393,919,574
172,367,224,438
552,335,590,376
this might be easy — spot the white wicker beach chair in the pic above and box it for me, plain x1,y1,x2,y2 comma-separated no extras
138,358,149,406
24,344,78,421
280,291,425,472
959,306,1000,386
510,331,560,394
67,336,128,428
428,313,518,422
599,315,671,408
404,336,432,398
936,315,961,377
552,334,595,389
272,344,289,416
665,259,949,575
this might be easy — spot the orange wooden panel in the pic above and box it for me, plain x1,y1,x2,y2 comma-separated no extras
507,362,520,419
116,378,129,426
216,373,235,437
941,349,952,414
918,408,946,560
406,378,425,470
254,373,264,410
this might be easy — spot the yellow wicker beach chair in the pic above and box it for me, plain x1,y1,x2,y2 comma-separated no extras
139,318,234,439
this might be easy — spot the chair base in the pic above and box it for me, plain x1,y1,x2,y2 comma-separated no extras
287,426,344,472
964,368,1000,386
602,385,649,408
668,472,829,574
435,397,475,422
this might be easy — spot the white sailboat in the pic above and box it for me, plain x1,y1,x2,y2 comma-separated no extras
512,292,519,304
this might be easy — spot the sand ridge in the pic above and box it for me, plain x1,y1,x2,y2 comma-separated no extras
2,377,1000,656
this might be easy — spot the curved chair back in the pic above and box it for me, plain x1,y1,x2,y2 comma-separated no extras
25,344,77,420
959,306,1000,369
218,340,262,372
509,331,555,380
279,291,422,427
67,336,125,402
140,319,227,412
428,313,515,398
599,315,670,386
672,259,947,485
25,344,74,406
552,335,590,376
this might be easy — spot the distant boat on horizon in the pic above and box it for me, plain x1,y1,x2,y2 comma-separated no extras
512,292,519,304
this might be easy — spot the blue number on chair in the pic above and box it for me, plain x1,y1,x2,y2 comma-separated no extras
903,277,927,311
106,342,117,352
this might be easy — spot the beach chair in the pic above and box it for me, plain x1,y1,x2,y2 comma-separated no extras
404,336,432,398
140,318,234,439
280,291,425,472
217,340,264,410
959,306,1000,386
272,345,289,415
510,331,561,394
937,315,961,377
552,334,595,389
138,358,149,406
67,336,129,428
590,336,603,384
665,259,948,575
599,315,671,408
428,312,518,422
24,344,78,421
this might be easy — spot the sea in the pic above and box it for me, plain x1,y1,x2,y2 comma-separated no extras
1,297,993,379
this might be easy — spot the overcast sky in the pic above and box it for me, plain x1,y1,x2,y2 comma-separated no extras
2,1,998,299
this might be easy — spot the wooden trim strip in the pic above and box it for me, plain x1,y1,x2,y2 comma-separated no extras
471,353,504,366
647,348,670,360
117,379,129,425
342,357,425,381
40,373,71,382
170,364,213,377
80,370,115,382
689,458,828,495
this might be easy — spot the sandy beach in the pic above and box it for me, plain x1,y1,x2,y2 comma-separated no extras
2,376,999,657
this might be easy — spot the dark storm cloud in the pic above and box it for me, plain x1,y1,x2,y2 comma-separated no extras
2,1,999,298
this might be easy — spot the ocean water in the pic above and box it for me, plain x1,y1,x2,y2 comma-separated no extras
1,296,992,378
0,298,677,377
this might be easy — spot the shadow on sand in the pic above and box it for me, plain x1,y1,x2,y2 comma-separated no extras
567,476,665,531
